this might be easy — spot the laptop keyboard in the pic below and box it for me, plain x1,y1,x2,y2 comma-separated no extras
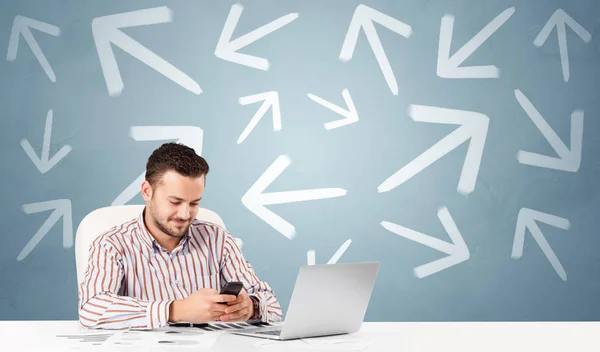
255,329,282,336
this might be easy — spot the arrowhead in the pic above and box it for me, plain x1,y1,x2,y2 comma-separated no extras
237,91,281,144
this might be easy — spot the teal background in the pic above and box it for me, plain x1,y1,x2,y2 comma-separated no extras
1,0,599,321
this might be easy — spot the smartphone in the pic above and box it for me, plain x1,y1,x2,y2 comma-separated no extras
219,281,243,303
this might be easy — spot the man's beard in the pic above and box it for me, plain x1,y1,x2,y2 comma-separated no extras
149,203,190,238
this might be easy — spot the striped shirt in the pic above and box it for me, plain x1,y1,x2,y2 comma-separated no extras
78,209,283,330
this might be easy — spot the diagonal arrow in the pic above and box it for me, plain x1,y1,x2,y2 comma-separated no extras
339,4,412,95
534,9,592,82
112,126,204,206
92,6,201,97
307,89,359,130
20,109,72,174
512,208,570,281
515,89,583,172
242,155,347,240
307,239,352,265
18,199,72,261
215,4,298,70
437,7,515,78
378,104,489,195
381,207,469,278
7,15,60,82
237,91,281,144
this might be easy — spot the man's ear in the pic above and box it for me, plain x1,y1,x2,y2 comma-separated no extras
141,180,153,201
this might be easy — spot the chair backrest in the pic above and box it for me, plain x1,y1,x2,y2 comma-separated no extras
74,205,226,287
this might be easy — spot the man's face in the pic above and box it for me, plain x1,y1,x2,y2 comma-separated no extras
144,170,205,238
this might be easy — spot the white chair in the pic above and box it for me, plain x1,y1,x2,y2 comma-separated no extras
74,205,227,288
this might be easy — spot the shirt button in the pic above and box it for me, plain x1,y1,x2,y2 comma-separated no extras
174,280,180,285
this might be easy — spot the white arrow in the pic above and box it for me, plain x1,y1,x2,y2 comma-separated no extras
215,4,298,70
307,89,359,130
307,239,352,265
339,4,412,95
378,104,489,195
534,9,592,82
512,208,570,281
381,207,469,278
242,155,347,239
20,109,72,174
112,126,204,206
437,7,515,78
18,199,72,261
237,91,281,144
7,15,60,82
92,6,201,97
515,89,583,172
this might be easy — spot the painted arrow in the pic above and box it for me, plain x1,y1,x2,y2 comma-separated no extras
215,4,298,70
382,207,469,278
7,15,60,82
92,6,201,97
515,89,583,172
378,104,489,195
18,199,73,261
534,9,592,82
21,109,72,174
307,239,352,265
339,4,412,95
237,91,281,144
307,89,359,130
512,208,570,281
437,7,515,78
112,126,204,206
242,155,347,240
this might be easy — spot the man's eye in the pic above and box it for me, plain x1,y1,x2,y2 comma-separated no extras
191,203,199,207
170,201,180,205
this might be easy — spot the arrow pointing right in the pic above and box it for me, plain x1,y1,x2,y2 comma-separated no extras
512,208,570,281
534,9,592,82
307,239,352,265
515,89,583,172
112,126,204,206
7,15,60,82
378,104,489,195
92,6,201,97
19,199,73,261
381,207,469,278
307,89,359,130
237,91,281,144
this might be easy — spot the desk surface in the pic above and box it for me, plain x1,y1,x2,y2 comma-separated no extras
0,321,598,351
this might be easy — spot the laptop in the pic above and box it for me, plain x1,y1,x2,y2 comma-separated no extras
231,261,380,341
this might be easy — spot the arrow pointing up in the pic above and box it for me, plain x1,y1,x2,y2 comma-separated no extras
381,207,469,278
378,104,489,195
19,199,73,261
339,5,412,95
534,9,592,82
215,4,298,70
7,15,60,82
237,91,281,144
92,6,202,97
512,208,570,281
437,7,515,78
242,155,347,239
307,89,359,130
515,89,583,172
20,109,72,174
112,126,204,206
307,239,352,265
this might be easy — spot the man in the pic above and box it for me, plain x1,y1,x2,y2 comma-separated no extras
78,142,282,329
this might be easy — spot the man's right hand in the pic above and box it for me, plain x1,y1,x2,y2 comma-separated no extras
169,288,237,323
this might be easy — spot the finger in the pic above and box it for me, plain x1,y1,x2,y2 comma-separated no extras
225,300,250,314
209,303,229,314
213,294,237,303
220,309,249,322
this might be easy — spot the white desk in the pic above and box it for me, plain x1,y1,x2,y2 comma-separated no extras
0,321,598,351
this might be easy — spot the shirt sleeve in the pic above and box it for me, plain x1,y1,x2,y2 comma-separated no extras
78,237,173,330
218,230,283,323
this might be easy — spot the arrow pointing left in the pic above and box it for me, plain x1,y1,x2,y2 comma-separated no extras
18,199,73,261
20,109,72,174
112,126,204,206
7,15,60,82
92,6,202,97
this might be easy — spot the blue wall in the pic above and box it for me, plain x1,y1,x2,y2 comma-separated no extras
1,0,599,321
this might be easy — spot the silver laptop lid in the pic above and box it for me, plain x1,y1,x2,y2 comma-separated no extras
280,262,380,340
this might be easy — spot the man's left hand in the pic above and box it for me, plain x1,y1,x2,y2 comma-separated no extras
220,290,254,322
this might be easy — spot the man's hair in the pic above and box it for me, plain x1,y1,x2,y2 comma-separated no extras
145,142,209,187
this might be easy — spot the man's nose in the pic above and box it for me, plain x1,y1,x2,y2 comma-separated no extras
177,204,190,219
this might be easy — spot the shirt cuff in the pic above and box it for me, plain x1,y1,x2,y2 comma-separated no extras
147,300,175,329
